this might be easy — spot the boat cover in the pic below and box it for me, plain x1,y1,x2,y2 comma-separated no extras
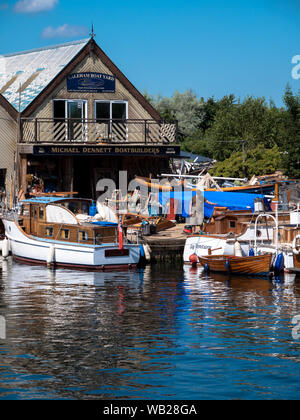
158,191,271,218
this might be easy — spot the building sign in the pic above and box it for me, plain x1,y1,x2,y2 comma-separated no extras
67,72,116,93
33,145,181,157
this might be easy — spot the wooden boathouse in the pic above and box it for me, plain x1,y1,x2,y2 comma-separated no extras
0,37,179,203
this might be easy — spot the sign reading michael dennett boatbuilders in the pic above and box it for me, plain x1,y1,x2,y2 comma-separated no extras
33,145,181,156
67,73,116,93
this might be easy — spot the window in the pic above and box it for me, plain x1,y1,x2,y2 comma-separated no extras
39,207,45,219
95,101,128,141
79,231,88,241
81,202,89,215
20,204,30,216
53,99,87,142
95,233,102,245
229,221,236,228
45,227,54,237
61,229,70,240
95,101,127,121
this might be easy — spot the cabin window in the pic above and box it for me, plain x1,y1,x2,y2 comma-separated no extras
20,204,30,216
39,207,45,219
61,229,70,240
229,221,236,228
79,231,88,241
45,227,53,237
95,233,102,245
32,207,38,218
81,202,89,214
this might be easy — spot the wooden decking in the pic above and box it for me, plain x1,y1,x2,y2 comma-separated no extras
142,223,187,262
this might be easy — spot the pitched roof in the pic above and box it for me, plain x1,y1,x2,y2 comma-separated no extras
0,39,89,112
0,38,161,120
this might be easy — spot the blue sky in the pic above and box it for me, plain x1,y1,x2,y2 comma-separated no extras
0,0,299,106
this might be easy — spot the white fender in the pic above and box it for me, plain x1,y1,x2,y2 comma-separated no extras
143,244,151,262
47,244,55,267
234,240,243,257
2,238,9,259
292,235,300,255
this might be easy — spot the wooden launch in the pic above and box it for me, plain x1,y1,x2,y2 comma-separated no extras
1,197,141,271
198,253,273,276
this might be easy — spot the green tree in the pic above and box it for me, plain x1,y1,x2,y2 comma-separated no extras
282,85,300,178
211,145,283,179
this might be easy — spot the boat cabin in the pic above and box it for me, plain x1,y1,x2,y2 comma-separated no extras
18,197,119,246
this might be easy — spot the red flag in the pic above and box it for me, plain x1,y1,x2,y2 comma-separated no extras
118,219,123,250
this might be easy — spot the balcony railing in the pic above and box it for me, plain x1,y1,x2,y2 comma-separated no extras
20,118,178,144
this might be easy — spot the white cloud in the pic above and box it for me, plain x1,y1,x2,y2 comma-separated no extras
14,0,58,13
41,24,88,39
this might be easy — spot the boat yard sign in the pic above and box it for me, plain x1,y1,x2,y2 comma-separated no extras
32,145,181,157
67,72,116,93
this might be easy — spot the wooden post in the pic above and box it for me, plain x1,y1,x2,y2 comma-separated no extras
64,157,74,193
20,155,27,196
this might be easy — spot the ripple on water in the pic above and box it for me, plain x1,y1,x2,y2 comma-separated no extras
0,259,300,400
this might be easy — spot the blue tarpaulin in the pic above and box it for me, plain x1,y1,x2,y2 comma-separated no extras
158,190,271,219
91,221,118,227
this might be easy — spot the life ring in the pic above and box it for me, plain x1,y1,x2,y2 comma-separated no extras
292,235,300,255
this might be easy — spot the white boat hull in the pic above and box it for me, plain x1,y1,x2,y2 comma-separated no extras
3,219,141,270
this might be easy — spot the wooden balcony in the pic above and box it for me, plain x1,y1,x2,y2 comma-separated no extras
20,118,179,145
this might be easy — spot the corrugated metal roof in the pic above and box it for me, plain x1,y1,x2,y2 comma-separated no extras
0,39,89,112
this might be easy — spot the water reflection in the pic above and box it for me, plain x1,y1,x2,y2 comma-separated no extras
0,258,300,400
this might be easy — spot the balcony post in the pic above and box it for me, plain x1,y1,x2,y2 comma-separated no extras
34,118,38,143
19,119,23,143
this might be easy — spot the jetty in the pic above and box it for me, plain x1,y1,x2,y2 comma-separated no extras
142,224,186,262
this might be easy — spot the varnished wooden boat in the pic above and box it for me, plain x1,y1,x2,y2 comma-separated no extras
199,253,273,276
135,176,186,192
293,254,300,273
205,183,275,195
2,197,141,271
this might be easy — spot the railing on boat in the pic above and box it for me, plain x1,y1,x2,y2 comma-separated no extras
20,118,178,144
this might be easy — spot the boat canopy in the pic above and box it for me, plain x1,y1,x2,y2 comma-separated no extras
46,205,78,225
158,190,271,218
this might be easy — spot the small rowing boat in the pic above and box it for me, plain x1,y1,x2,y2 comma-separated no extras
198,253,273,276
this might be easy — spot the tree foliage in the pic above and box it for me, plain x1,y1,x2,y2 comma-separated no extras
145,86,300,178
211,146,283,179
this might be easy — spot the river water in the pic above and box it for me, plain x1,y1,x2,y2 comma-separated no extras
0,257,299,400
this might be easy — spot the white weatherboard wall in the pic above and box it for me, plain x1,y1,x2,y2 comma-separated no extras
0,104,17,205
